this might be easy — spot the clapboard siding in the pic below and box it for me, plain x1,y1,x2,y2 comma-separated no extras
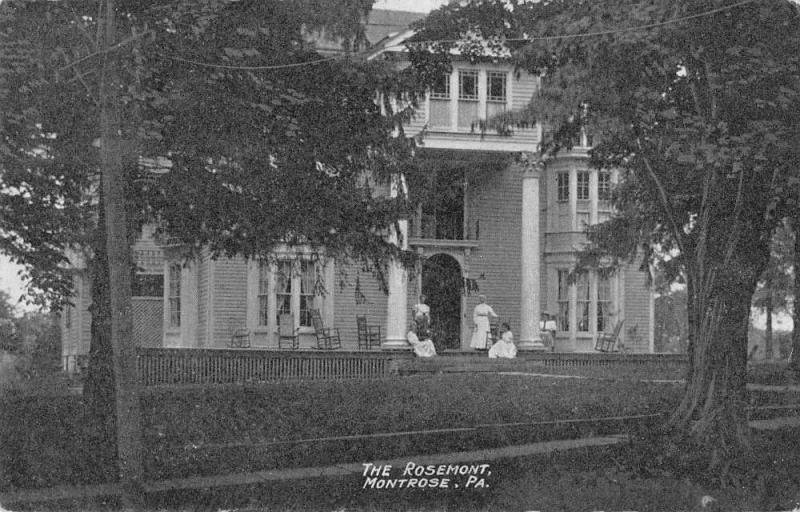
623,265,652,353
196,250,209,347
467,159,523,336
333,262,390,350
211,256,248,347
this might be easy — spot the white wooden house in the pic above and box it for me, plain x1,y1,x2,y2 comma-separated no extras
61,10,654,370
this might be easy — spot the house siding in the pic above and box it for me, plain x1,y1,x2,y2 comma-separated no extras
623,264,652,353
210,256,248,347
465,158,523,338
333,262,390,349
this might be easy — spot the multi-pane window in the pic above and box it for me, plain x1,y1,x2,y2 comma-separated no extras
168,263,181,328
258,262,270,327
598,171,611,201
557,270,570,331
459,70,479,100
299,261,316,327
275,260,292,324
576,273,590,332
577,171,590,200
430,73,450,99
557,172,569,202
274,259,319,328
597,275,612,332
487,72,507,102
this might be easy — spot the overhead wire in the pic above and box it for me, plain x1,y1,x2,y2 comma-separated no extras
161,0,757,72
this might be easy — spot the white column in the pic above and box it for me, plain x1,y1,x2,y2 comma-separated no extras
383,175,410,349
518,156,544,350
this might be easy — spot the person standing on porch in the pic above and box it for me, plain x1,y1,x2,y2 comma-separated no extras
470,295,498,349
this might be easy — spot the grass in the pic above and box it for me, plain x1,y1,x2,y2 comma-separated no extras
2,363,798,511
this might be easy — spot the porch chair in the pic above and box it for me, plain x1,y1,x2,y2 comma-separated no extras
595,320,624,352
278,313,299,350
356,316,382,350
229,328,251,348
485,318,501,350
310,309,341,350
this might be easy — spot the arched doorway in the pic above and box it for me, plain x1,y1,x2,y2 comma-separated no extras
422,254,462,350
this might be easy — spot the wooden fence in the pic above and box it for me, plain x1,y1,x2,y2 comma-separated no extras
137,348,688,386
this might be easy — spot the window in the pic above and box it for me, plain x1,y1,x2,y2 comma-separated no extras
64,305,72,331
168,264,181,328
597,275,612,332
430,73,450,99
557,172,569,202
487,72,507,102
275,259,320,328
557,270,570,331
133,274,163,297
576,273,590,332
577,171,590,200
275,260,292,324
598,171,611,201
458,70,478,100
299,261,316,327
257,262,270,327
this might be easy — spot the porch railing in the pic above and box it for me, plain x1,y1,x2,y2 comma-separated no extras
137,348,412,386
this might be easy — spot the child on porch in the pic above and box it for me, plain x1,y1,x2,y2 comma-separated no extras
488,322,517,359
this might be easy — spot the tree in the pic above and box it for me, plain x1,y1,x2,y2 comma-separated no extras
2,1,427,500
411,0,800,481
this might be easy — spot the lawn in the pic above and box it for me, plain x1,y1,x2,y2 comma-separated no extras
2,364,797,511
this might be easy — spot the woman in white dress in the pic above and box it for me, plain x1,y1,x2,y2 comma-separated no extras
470,295,498,349
488,323,517,359
407,322,436,357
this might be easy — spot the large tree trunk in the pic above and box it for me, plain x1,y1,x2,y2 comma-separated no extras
99,0,143,506
670,284,752,480
84,189,117,479
670,225,768,483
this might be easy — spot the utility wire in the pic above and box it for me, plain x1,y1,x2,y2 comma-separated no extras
163,0,756,72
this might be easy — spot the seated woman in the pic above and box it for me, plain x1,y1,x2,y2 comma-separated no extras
406,322,436,358
488,323,517,359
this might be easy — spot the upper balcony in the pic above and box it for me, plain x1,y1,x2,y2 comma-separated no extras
404,63,542,153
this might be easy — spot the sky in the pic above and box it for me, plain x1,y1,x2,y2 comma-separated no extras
374,0,448,12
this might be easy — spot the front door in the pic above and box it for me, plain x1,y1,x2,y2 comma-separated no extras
422,253,462,351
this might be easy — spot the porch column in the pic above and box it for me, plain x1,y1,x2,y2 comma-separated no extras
383,175,410,350
518,154,544,350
